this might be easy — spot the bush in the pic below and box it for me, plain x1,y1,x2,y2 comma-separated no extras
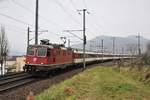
142,43,150,65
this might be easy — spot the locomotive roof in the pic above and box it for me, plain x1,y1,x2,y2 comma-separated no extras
73,49,116,55
74,50,129,56
29,45,53,48
28,44,73,51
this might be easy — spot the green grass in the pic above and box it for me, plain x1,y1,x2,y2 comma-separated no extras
36,67,150,100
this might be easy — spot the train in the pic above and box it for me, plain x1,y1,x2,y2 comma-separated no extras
23,39,129,72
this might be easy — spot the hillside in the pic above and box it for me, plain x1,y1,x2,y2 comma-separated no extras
72,35,150,54
10,35,150,56
36,67,150,100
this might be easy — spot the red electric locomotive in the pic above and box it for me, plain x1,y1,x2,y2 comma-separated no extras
24,40,74,72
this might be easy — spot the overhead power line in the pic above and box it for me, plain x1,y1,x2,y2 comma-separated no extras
12,0,62,28
0,13,47,31
50,0,81,25
5,27,25,33
69,0,102,35
69,0,103,37
12,0,61,39
64,31,83,40
29,32,44,41
70,0,77,10
0,22,25,31
75,0,103,35
82,0,88,9
0,13,33,27
11,0,33,13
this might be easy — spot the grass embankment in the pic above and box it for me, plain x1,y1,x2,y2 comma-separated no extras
36,67,150,100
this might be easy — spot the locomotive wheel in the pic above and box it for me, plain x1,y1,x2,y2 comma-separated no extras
23,65,29,72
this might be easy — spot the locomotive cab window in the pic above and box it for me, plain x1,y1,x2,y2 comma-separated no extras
27,47,35,56
37,48,47,57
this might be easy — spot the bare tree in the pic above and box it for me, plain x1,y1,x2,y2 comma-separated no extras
126,44,138,67
0,25,9,75
142,43,150,65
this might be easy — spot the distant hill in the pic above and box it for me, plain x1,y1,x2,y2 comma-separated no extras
9,35,150,56
71,35,150,54
9,50,25,56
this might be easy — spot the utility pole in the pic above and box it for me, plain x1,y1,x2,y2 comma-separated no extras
35,0,39,45
122,47,124,55
89,40,94,51
68,39,70,47
112,37,116,63
64,9,88,70
27,27,30,47
79,9,87,69
137,33,141,55
78,9,88,70
121,47,124,61
112,37,115,55
83,9,87,70
101,39,104,63
90,42,92,51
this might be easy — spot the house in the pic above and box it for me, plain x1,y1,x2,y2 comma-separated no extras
5,56,26,72
5,56,17,73
16,56,26,72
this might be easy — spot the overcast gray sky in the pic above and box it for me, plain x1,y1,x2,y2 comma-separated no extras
0,0,150,55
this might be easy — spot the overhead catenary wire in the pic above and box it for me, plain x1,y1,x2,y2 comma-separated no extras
5,28,25,34
29,32,44,41
82,0,88,9
70,0,78,10
89,13,103,30
3,26,25,33
67,1,98,38
64,31,83,41
12,0,103,34
81,0,104,34
68,0,103,38
0,13,59,43
0,1,61,41
11,0,62,29
12,0,89,39
0,13,46,33
0,22,26,31
12,0,74,42
50,0,81,25
0,13,33,27
7,0,103,42
29,33,61,44
11,0,33,13
47,0,87,41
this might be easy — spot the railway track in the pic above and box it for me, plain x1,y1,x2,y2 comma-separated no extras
0,72,23,78
0,59,123,94
0,72,37,93
0,72,28,81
